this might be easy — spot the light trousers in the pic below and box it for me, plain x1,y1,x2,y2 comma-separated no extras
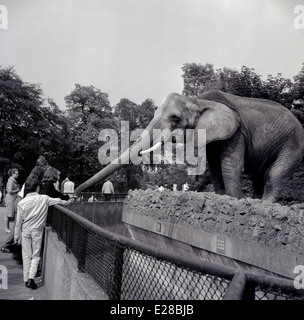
21,229,44,282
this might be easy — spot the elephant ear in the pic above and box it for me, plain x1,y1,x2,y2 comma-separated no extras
196,102,240,143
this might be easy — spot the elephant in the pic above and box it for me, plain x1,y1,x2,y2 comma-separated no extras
74,90,304,202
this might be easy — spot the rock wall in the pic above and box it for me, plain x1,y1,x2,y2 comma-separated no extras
124,189,304,255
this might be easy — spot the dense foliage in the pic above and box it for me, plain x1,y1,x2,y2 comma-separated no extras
0,67,71,185
0,63,303,204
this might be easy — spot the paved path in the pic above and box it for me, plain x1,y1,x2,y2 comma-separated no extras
0,207,48,300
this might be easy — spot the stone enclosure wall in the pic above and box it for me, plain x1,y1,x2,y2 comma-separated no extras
124,189,304,255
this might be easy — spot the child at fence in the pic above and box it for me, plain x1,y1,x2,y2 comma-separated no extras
14,177,70,289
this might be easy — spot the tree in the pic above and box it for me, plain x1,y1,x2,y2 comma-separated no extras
292,63,304,102
182,63,265,98
290,64,304,126
182,63,220,96
217,67,239,93
42,98,73,175
262,74,293,108
229,66,264,98
114,98,138,131
64,84,116,185
0,66,71,187
65,84,112,124
137,99,157,129
113,98,153,192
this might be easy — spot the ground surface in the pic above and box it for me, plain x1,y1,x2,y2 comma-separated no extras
0,207,47,300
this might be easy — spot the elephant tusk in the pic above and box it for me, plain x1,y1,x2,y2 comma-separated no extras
140,141,162,155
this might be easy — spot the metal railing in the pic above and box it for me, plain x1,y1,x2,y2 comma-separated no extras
75,192,128,202
48,205,304,300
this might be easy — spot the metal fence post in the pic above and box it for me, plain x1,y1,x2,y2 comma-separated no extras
242,281,256,300
77,227,88,272
223,272,247,300
65,216,73,254
111,244,125,300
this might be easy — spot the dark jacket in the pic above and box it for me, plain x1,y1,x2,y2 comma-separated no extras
40,181,69,200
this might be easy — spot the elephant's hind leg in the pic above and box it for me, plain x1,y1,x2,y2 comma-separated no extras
262,150,302,202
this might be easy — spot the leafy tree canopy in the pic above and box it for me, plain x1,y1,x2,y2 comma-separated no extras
182,62,302,110
0,66,71,185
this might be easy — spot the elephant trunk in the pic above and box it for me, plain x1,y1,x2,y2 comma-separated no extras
74,162,122,196
74,115,162,196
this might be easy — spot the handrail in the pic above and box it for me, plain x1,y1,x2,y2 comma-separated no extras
52,204,304,300
54,204,236,280
223,272,247,300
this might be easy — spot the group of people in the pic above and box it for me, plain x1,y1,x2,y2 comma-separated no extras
157,182,189,192
1,156,72,289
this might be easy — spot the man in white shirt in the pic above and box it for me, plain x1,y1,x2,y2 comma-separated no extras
102,179,114,201
14,177,69,289
63,178,75,196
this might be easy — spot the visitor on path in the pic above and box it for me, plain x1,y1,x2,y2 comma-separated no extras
4,168,21,234
22,155,50,197
40,167,69,200
102,178,114,201
14,177,70,289
1,157,49,254
38,167,70,276
63,177,75,197
23,166,45,197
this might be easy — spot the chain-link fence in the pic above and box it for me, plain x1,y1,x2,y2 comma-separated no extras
49,205,304,300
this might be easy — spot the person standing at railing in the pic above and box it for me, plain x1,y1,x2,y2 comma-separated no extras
38,167,70,276
4,168,21,234
63,177,75,198
40,167,70,201
1,156,49,255
102,178,114,202
14,177,70,290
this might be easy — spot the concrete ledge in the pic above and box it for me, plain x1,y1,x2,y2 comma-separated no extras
123,189,304,279
43,227,108,300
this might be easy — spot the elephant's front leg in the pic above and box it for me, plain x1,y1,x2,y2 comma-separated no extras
207,143,225,195
220,132,245,199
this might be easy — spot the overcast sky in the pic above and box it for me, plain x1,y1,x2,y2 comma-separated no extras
1,0,304,108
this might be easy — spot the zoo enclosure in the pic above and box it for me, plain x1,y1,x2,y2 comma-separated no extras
48,204,304,300
78,192,128,202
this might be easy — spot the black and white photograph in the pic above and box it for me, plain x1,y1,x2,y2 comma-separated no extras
0,0,304,306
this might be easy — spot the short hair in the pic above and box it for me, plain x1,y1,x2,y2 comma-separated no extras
42,167,60,183
8,168,18,176
24,177,42,193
